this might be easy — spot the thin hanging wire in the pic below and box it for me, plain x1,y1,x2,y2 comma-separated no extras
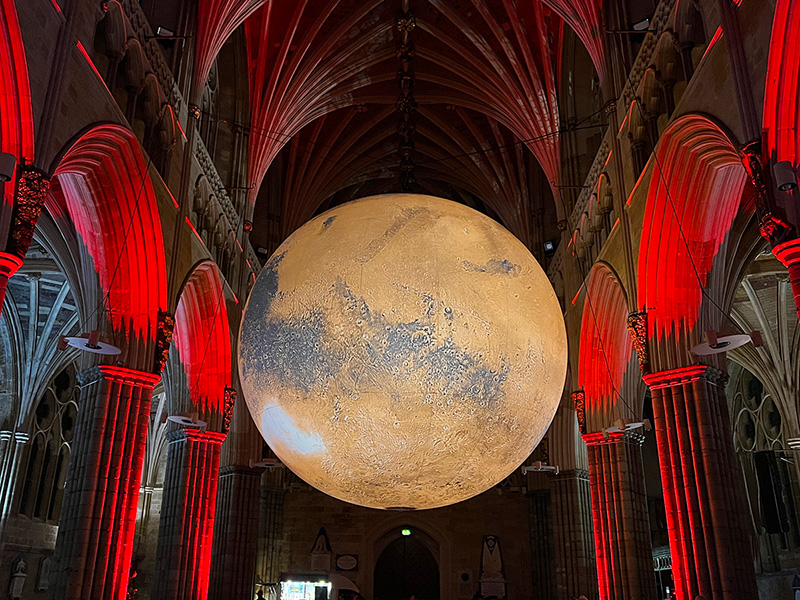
624,70,749,336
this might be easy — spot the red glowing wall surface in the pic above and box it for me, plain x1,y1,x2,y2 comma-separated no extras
764,0,800,164
578,263,632,423
0,0,35,203
637,116,746,342
173,263,231,414
54,125,167,338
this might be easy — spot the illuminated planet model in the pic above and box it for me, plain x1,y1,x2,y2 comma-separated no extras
238,194,567,510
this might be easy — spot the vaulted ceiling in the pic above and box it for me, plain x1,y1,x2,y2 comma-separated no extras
194,0,614,256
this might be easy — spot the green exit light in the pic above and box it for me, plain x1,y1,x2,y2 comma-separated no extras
401,528,411,536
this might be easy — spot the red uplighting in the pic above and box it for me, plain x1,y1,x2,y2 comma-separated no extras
578,264,632,425
186,216,204,242
173,263,232,414
701,26,724,64
764,0,800,164
54,125,168,339
637,115,746,343
0,0,35,203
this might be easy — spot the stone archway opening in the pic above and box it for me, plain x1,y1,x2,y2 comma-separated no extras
373,532,440,600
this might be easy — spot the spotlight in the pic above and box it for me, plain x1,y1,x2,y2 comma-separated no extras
543,240,556,257
691,330,752,356
521,461,560,475
773,160,798,192
161,410,207,428
0,153,17,183
248,458,284,470
63,330,122,355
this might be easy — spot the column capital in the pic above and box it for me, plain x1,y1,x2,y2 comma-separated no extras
78,365,162,388
166,428,227,445
0,252,23,278
773,237,800,268
99,365,161,388
642,365,726,389
583,430,644,446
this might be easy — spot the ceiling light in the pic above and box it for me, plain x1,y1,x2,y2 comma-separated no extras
773,160,798,192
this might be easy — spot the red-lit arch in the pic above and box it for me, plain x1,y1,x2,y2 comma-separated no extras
637,115,747,354
0,0,35,199
53,124,167,339
764,0,800,163
173,262,231,414
578,263,633,431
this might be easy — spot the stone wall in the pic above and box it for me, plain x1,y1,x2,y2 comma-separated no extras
277,484,534,600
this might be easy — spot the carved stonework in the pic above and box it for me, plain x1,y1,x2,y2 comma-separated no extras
627,311,650,374
222,386,236,434
741,141,793,244
7,165,50,258
153,311,174,374
571,390,586,435
539,436,550,464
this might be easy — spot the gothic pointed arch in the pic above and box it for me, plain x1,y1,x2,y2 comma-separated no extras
50,124,167,358
168,261,232,429
637,114,752,371
0,0,35,191
578,262,641,432
764,0,800,164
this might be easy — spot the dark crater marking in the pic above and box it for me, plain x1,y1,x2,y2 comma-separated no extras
332,279,508,405
462,258,519,276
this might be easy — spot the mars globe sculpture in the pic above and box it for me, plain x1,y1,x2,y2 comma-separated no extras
238,194,567,510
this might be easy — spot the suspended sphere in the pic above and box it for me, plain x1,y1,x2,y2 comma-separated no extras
238,194,567,510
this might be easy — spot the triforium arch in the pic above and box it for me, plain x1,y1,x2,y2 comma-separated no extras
577,261,655,600
638,113,760,600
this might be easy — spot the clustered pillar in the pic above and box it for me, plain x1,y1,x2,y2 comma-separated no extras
49,365,160,600
255,472,286,589
208,465,262,599
151,428,226,600
584,430,656,600
644,366,757,599
550,469,598,600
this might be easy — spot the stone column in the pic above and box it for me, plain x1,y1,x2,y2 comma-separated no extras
644,366,757,600
584,431,656,600
49,366,160,600
151,429,226,600
254,473,286,589
0,431,29,556
550,470,598,600
527,490,556,600
208,465,262,599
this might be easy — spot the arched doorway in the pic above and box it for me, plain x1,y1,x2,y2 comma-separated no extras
373,534,440,600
